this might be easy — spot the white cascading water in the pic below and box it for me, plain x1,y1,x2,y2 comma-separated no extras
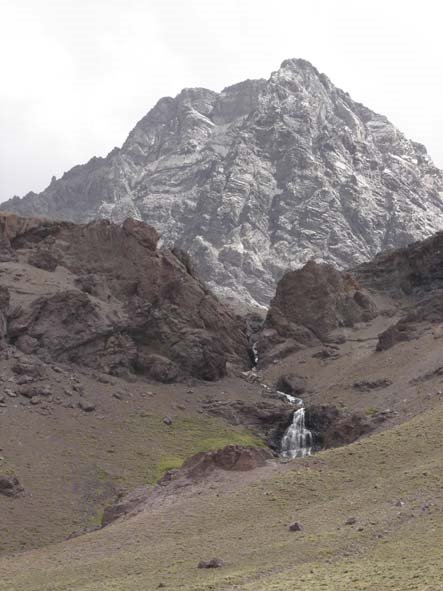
281,402,312,459
252,342,259,366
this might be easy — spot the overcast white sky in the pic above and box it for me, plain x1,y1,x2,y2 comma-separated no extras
1,0,442,202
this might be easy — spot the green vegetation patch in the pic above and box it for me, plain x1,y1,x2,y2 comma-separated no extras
146,416,265,483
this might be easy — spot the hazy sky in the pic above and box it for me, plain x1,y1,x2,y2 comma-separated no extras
1,0,442,202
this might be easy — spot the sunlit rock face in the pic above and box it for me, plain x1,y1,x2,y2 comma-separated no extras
4,58,443,306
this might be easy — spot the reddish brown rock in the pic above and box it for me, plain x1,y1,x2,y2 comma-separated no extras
266,261,376,341
0,213,250,381
259,261,376,363
182,445,273,478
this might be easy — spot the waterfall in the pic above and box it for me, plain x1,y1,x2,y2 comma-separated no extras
281,405,312,459
277,391,303,407
252,342,259,366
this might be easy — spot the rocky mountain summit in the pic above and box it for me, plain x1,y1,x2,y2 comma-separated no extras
3,58,443,307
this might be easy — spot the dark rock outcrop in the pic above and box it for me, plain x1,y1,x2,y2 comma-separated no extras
169,330,227,381
288,522,303,532
27,248,59,271
267,262,376,341
0,475,24,497
305,405,372,450
262,231,443,361
136,353,179,383
377,291,443,351
203,400,373,452
0,212,250,381
179,445,273,477
3,60,443,307
260,261,376,361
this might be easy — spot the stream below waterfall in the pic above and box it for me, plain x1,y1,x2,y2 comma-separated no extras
246,325,312,460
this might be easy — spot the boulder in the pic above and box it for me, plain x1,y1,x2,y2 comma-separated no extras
288,521,303,532
275,374,307,396
12,361,42,378
27,248,59,272
15,335,38,355
0,239,17,262
0,475,24,497
19,385,51,399
198,558,224,569
136,353,179,383
78,400,96,412
377,323,416,351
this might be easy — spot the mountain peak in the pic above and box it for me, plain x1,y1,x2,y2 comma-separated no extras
2,61,443,307
279,57,319,73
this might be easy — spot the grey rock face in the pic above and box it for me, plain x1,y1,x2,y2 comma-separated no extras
3,59,443,306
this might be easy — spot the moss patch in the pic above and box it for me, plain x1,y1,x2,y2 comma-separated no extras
146,417,265,483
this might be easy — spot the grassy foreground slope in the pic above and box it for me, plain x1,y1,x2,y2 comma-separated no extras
0,370,264,555
0,397,441,591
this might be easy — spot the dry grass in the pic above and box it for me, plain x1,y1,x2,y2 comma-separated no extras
0,394,441,591
0,386,264,556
